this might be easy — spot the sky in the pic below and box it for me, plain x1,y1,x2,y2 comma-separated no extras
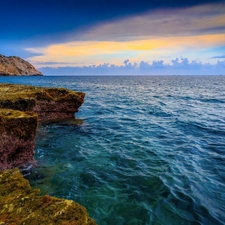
1,0,225,75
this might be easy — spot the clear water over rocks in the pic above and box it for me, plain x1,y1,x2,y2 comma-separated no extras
1,75,225,225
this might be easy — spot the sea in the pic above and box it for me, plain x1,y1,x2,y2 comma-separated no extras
0,75,225,225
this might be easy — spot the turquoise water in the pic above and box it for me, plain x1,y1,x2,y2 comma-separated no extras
1,76,225,225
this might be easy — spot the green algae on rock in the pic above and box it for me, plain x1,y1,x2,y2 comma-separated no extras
0,169,97,225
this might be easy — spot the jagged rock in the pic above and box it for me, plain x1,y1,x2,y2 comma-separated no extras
0,54,42,76
0,169,97,225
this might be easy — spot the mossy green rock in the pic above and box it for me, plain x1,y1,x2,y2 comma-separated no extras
0,169,96,225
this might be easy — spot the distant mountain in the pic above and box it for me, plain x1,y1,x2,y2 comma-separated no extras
0,54,42,76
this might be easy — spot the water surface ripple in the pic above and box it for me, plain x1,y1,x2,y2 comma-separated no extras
1,76,225,225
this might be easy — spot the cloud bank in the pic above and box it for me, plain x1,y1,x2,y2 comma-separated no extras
39,58,225,75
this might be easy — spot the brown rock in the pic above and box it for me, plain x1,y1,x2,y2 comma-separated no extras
0,54,42,76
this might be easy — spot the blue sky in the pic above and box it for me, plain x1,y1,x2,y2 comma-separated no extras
1,0,225,75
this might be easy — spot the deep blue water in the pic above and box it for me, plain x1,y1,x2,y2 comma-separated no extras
1,76,225,225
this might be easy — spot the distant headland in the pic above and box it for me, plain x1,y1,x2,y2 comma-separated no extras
0,54,42,76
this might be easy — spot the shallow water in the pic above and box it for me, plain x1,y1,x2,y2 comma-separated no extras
1,76,225,225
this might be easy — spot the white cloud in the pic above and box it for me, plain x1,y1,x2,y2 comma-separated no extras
39,58,225,75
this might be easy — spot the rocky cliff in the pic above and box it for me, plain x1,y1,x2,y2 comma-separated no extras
0,83,85,170
0,54,42,76
0,109,38,170
0,84,97,224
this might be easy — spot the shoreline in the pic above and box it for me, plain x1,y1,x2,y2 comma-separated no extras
0,83,96,224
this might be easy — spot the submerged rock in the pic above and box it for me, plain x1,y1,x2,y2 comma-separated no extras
0,169,96,225
0,54,42,76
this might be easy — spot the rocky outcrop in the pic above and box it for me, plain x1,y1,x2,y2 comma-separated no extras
0,54,42,76
0,83,85,170
0,169,96,225
0,83,85,122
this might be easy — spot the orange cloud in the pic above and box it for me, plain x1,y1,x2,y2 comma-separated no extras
27,33,225,67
